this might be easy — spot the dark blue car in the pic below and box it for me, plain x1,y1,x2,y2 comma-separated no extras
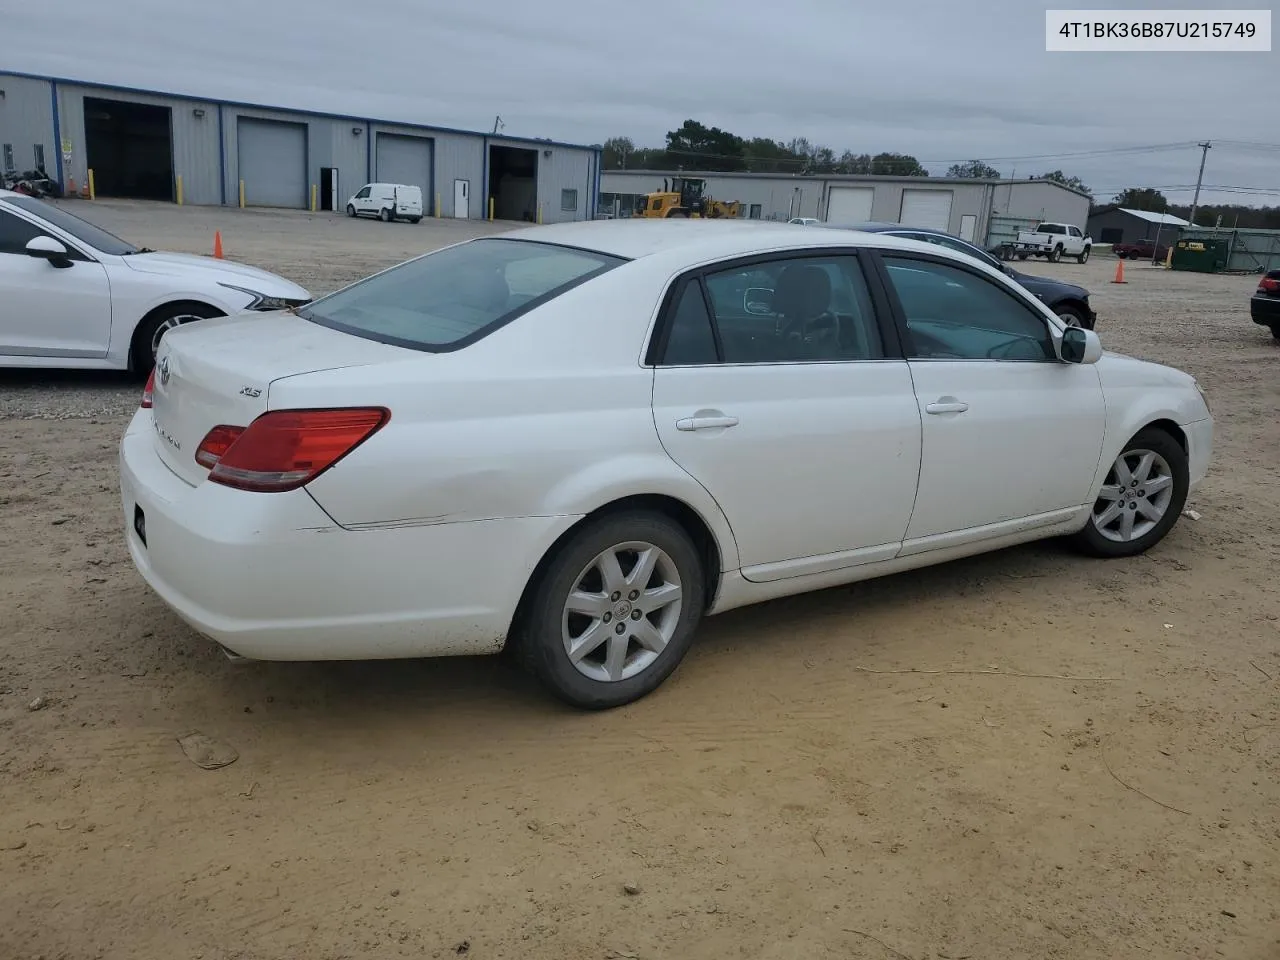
822,222,1098,329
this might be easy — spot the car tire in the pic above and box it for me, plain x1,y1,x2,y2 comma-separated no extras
1271,324,1280,341
409,217,422,224
380,207,393,222
1049,245,1063,263
131,301,225,374
515,510,706,709
346,204,356,217
1056,305,1087,328
1078,246,1091,264
1071,427,1189,559
1017,253,1028,261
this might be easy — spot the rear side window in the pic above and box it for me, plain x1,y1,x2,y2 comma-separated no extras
299,238,625,351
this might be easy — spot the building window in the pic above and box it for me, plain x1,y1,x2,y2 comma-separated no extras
561,188,578,212
748,204,762,220
33,143,45,170
2,144,13,174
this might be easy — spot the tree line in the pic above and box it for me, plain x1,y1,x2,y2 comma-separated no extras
602,120,1279,228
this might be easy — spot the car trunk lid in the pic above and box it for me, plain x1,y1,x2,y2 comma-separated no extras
147,312,407,486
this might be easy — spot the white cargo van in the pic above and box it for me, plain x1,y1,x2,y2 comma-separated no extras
345,183,424,223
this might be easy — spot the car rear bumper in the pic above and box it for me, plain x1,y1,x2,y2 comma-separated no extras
1250,296,1280,326
119,409,579,661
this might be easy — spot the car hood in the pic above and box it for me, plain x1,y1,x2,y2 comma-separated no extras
121,251,310,298
1011,270,1090,301
1095,350,1196,390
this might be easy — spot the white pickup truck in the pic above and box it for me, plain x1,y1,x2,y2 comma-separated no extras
1011,222,1093,264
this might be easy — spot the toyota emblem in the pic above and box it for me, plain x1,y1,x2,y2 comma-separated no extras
158,356,170,386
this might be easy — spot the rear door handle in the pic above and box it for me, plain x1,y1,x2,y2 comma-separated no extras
925,398,969,415
676,415,739,431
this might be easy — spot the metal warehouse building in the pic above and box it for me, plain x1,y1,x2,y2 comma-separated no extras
0,71,602,222
600,170,1091,248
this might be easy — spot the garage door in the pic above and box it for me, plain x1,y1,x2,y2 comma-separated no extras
825,187,874,225
376,134,433,194
237,118,307,209
899,189,954,231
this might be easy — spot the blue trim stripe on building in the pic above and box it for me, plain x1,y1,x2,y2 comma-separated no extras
365,120,373,185
3,68,598,153
49,80,64,187
217,104,226,206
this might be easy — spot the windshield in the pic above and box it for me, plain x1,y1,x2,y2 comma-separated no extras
298,237,626,351
4,196,140,255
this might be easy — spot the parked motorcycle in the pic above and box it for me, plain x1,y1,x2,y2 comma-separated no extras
2,167,62,199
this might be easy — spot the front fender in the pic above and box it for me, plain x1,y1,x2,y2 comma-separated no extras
1090,369,1209,497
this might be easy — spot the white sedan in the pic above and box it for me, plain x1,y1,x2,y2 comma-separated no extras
119,219,1213,709
0,190,311,371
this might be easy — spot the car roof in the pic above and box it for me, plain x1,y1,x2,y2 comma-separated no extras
498,218,942,261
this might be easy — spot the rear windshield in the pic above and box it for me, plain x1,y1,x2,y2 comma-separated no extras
299,237,624,351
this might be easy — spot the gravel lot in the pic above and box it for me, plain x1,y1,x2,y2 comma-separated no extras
2,201,1279,960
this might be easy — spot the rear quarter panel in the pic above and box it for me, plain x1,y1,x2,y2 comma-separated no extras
273,264,743,570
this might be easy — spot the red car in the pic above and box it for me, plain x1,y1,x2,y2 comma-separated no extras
1251,270,1280,341
1113,238,1171,261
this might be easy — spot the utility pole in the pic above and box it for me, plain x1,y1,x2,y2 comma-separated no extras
1188,140,1211,227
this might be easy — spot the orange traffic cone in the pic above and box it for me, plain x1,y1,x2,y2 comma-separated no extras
213,231,224,259
1111,259,1126,284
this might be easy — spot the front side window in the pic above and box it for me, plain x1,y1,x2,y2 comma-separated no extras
3,195,134,255
356,186,371,199
660,255,884,364
882,256,1054,361
299,237,624,351
0,209,43,255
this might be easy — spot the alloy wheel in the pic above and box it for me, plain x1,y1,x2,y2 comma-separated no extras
1091,448,1175,543
561,541,683,683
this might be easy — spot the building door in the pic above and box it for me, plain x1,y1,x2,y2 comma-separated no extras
319,168,338,212
899,189,954,231
376,133,433,196
237,118,307,209
454,179,469,218
826,187,874,224
959,214,977,241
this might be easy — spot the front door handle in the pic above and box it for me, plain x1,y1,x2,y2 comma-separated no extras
925,398,969,415
676,415,739,431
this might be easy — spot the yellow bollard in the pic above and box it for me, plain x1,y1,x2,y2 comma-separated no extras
488,197,494,221
238,180,245,209
1164,246,1173,268
176,174,184,206
435,193,441,218
310,183,317,213
87,168,96,200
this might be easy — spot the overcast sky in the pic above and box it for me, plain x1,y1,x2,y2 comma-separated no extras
4,0,1274,205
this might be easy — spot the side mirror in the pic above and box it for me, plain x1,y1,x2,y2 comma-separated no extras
26,235,72,267
744,287,774,315
1060,326,1102,364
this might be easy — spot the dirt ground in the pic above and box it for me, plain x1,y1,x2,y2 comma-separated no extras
2,201,1278,960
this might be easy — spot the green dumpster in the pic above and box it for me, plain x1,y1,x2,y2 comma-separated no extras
1171,237,1230,273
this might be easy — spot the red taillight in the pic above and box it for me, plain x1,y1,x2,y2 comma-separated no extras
140,368,155,409
201,407,389,492
1259,277,1280,293
194,424,245,468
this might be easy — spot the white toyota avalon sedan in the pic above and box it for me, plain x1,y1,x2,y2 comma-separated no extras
0,190,311,371
119,219,1213,709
